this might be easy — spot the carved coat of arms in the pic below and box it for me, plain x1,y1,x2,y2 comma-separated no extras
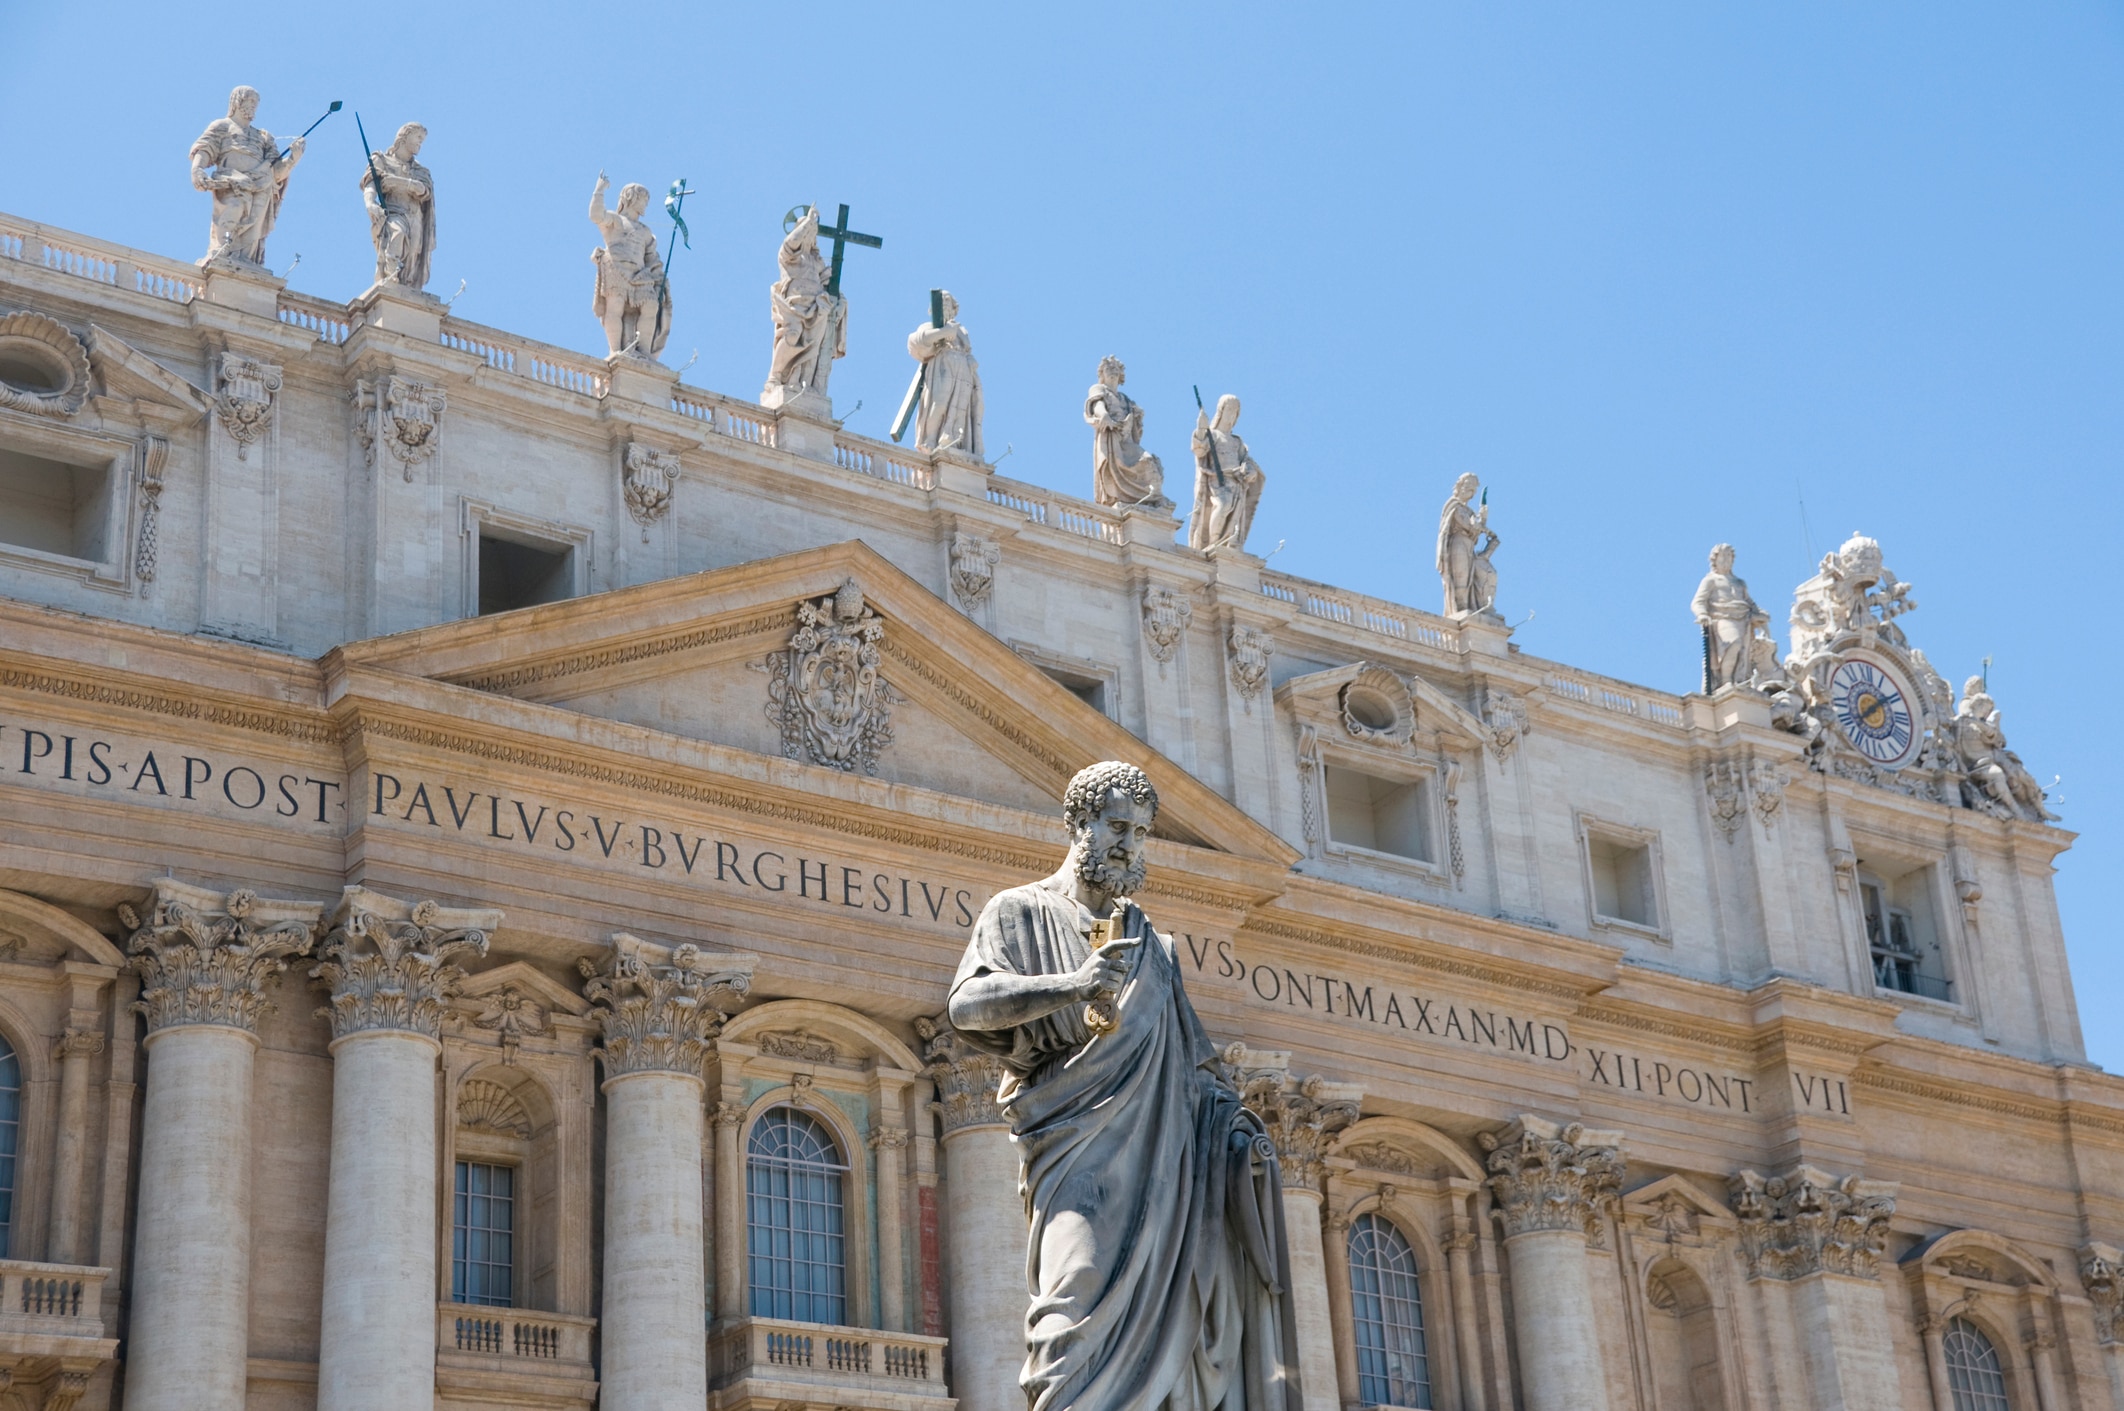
354,374,447,479
761,578,900,774
623,442,679,525
214,351,281,458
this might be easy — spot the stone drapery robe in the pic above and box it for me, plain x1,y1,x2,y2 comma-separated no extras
1087,386,1166,508
768,215,845,395
950,882,1303,1411
190,118,291,266
361,150,437,290
1188,424,1264,553
910,320,983,457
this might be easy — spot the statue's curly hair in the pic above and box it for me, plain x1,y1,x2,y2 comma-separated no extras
1062,761,1159,834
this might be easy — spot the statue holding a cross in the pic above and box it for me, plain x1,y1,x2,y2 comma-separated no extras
765,203,880,408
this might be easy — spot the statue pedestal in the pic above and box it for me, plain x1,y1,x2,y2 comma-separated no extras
769,396,840,465
603,354,676,407
1118,505,1180,548
1207,547,1264,594
1451,609,1512,657
930,454,991,498
351,284,444,343
197,261,284,320
1703,684,1774,732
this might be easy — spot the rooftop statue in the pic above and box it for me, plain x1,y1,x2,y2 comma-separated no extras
589,174,672,360
1437,472,1500,617
1086,357,1168,510
1953,677,2057,822
1188,393,1266,554
189,86,306,269
903,291,984,459
946,761,1302,1411
764,205,845,404
1692,543,1781,692
360,122,437,291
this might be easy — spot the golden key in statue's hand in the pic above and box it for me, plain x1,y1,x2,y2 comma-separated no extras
1083,908,1138,1037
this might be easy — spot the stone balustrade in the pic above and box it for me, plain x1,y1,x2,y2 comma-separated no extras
435,1303,598,1410
984,474,1128,546
0,211,200,305
707,1316,951,1409
0,1260,113,1344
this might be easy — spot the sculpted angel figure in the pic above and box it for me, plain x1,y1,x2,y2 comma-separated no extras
906,292,984,457
765,205,845,401
1692,543,1775,691
1188,394,1266,553
1437,473,1500,615
360,122,437,290
1086,357,1168,509
1953,678,2057,821
946,761,1303,1411
189,86,306,268
589,174,672,359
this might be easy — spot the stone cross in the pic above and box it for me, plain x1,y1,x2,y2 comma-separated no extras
815,202,882,296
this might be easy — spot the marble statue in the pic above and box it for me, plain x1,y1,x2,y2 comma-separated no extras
589,174,672,360
1437,473,1499,616
765,206,845,402
1188,394,1265,553
1086,358,1168,510
906,292,983,458
360,122,437,291
189,86,306,269
1692,544,1778,691
946,761,1303,1411
1953,678,2056,821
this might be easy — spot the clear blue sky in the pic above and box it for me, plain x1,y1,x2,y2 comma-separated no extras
6,3,2118,1066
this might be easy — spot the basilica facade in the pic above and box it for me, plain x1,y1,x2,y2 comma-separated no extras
0,98,2118,1411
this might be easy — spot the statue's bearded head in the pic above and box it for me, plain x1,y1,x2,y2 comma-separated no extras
229,86,261,123
1063,761,1159,898
1097,355,1126,387
1710,543,1737,574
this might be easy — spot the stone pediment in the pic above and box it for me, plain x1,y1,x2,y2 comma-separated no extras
333,540,1298,865
85,324,210,429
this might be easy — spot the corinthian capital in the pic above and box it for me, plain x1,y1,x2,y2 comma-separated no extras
122,880,322,1035
1729,1164,1897,1281
2081,1242,2123,1344
915,1014,1007,1133
579,933,753,1081
312,886,497,1041
1480,1114,1624,1241
1231,1048,1362,1192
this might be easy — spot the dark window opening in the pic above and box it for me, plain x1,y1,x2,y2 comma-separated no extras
478,533,573,616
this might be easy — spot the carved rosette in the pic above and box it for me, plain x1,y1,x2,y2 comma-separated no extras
916,1015,1007,1133
759,578,901,775
1227,626,1273,705
1729,1165,1897,1280
1142,587,1193,666
1237,1066,1360,1191
579,936,752,1081
1480,1115,1624,1242
2079,1243,2122,1344
312,888,496,1041
950,532,1000,611
213,351,281,458
623,441,679,525
122,881,322,1035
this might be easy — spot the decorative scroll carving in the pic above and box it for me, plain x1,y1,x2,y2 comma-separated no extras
2081,1243,2122,1344
459,1079,532,1139
1295,723,1322,845
1480,1114,1624,1242
1142,586,1193,666
759,578,900,775
870,1125,911,1152
0,311,92,418
121,882,320,1035
1226,626,1272,706
312,889,496,1041
1750,760,1787,829
470,986,548,1064
1706,761,1745,840
1341,1142,1425,1178
623,441,678,525
760,1028,838,1064
212,351,280,457
916,1014,1006,1132
1729,1165,1896,1280
579,935,752,1081
353,374,446,480
135,435,168,587
1483,687,1528,765
1442,756,1466,886
1235,1063,1361,1191
52,1028,105,1061
949,532,999,610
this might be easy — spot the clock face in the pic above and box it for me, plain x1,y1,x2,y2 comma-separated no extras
1829,654,1920,768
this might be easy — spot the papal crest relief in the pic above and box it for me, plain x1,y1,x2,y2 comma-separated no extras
758,577,902,775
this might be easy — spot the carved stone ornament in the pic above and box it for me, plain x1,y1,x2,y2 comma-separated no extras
759,1028,838,1064
1443,755,1466,885
1729,1165,1897,1281
1480,1114,1624,1243
53,1027,105,1061
1789,534,1916,660
1706,761,1746,840
579,935,752,1081
354,374,446,480
135,435,169,588
1340,665,1414,746
1142,586,1193,666
1750,759,1787,829
949,531,1000,610
471,986,548,1064
0,310,93,418
1295,723,1322,845
312,888,496,1041
2080,1243,2122,1344
212,351,280,458
121,881,321,1035
623,441,679,526
759,578,900,775
1341,1141,1426,1178
1235,1064,1360,1191
916,1014,1006,1133
1483,687,1529,765
1647,1193,1699,1243
1227,626,1273,705
458,1078,532,1139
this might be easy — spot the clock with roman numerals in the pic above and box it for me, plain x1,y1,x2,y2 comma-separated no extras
1828,653,1920,768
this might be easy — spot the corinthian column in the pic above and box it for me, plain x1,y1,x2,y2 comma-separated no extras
1481,1115,1624,1411
313,888,495,1411
123,881,321,1411
1237,1058,1360,1411
583,934,752,1411
47,1026,105,1265
919,1016,1027,1411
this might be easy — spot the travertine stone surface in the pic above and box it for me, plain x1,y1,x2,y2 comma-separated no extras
602,1068,709,1410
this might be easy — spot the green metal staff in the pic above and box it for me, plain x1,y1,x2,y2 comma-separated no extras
890,289,945,444
1193,385,1226,488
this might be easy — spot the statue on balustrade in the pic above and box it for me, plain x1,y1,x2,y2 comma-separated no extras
1437,472,1500,617
1086,357,1169,510
1188,394,1266,554
1953,677,2057,821
946,761,1303,1411
189,86,307,269
1692,543,1781,692
764,205,846,405
360,122,437,291
905,291,984,458
589,173,672,360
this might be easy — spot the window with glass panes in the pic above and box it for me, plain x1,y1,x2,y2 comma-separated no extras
1349,1212,1432,1408
747,1107,847,1324
452,1160,515,1307
1943,1317,2012,1411
0,1037,17,1259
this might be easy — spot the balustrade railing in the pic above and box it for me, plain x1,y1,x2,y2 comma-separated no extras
436,315,608,398
1258,571,1455,651
834,437,933,489
0,213,199,305
710,1316,949,1396
984,476,1126,545
277,293,349,345
0,1260,107,1333
1543,673,1685,728
436,1302,594,1367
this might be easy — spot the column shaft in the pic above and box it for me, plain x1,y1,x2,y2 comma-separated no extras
874,1130,908,1333
47,1035,97,1264
127,1026,256,1411
1447,1233,1489,1411
1920,1322,1953,1411
939,1124,1029,1411
603,1069,709,1409
1280,1187,1339,1411
1320,1214,1363,1408
714,1103,746,1321
1502,1228,1608,1411
2029,1338,2062,1411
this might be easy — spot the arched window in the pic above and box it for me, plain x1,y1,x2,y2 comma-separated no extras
1349,1212,1431,1409
747,1107,848,1324
0,1036,16,1258
1943,1317,2011,1411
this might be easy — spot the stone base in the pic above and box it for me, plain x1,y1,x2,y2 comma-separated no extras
930,456,991,498
604,354,677,407
351,283,445,342
197,262,284,319
759,383,831,419
1118,504,1180,548
1453,610,1513,657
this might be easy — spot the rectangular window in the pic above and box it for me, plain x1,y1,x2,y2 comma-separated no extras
1324,766,1435,864
1586,831,1660,930
0,445,113,563
452,1160,514,1307
477,532,575,616
1860,871,1952,1001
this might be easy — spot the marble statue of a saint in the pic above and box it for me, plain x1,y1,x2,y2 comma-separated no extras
1953,678,2057,821
189,86,306,269
765,206,845,403
1188,394,1265,553
589,174,671,360
1437,472,1499,616
360,122,437,290
907,292,983,458
1086,357,1168,509
946,761,1303,1411
1692,543,1774,691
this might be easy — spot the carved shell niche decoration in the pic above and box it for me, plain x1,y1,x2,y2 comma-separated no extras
1339,665,1414,747
0,311,92,418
